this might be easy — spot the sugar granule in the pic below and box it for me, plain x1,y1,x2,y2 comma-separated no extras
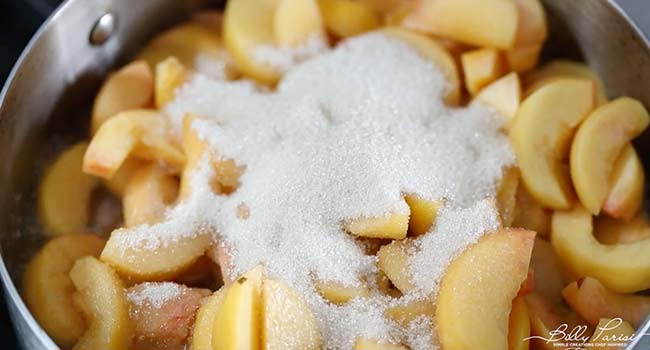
126,282,185,309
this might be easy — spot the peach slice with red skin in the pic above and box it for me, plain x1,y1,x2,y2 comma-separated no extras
602,144,645,220
436,228,536,350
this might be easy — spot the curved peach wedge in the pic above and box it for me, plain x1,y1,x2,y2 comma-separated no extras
192,287,227,350
524,59,608,104
101,228,211,281
22,234,105,348
91,60,153,134
122,164,179,227
314,280,370,305
377,238,416,293
570,97,649,215
39,142,98,236
512,0,547,47
603,145,645,220
437,228,535,350
69,256,132,350
510,79,596,209
551,205,650,293
318,0,380,38
461,48,506,96
382,27,461,105
343,210,410,240
84,109,185,179
274,0,323,47
404,194,440,236
404,0,519,49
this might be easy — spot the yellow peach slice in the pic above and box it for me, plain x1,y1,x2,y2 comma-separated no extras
91,60,153,134
39,142,98,236
404,0,519,49
84,109,185,179
562,277,650,328
318,0,380,38
344,209,410,240
101,227,211,281
603,144,645,220
384,296,435,327
69,256,132,350
192,287,227,350
570,97,650,215
22,234,104,348
461,48,506,96
273,0,324,47
585,318,635,350
122,164,179,227
354,338,406,350
513,0,547,47
512,186,552,236
505,44,543,73
551,205,650,293
510,79,596,209
382,27,461,105
497,167,520,227
594,215,650,244
383,1,414,26
314,280,370,305
223,0,283,85
102,158,141,197
524,60,608,104
404,194,440,236
213,266,264,350
508,296,530,350
377,239,416,293
155,57,189,108
437,228,535,350
474,72,521,122
262,278,321,350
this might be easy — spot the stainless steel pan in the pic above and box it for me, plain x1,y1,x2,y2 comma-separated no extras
1,0,649,349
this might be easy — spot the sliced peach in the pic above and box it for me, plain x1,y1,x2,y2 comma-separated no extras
404,0,519,49
69,256,132,350
513,0,547,47
91,60,153,134
586,318,635,350
100,228,211,281
262,278,321,350
155,57,189,108
223,0,285,84
213,266,264,350
354,338,406,350
505,44,543,73
461,48,506,96
383,1,414,26
377,238,416,293
497,167,520,227
314,280,370,305
192,287,227,350
273,0,324,47
39,142,98,236
551,204,650,293
344,209,410,239
594,215,650,244
603,144,645,220
122,164,179,227
509,79,596,209
570,97,650,214
437,228,535,350
384,296,435,327
562,277,650,328
102,158,142,197
22,234,104,348
318,0,380,38
403,194,440,236
474,72,521,122
508,296,530,350
84,110,185,179
524,60,608,104
382,27,461,105
525,292,584,350
512,185,552,236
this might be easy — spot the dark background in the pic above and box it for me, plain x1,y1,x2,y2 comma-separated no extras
1,1,64,347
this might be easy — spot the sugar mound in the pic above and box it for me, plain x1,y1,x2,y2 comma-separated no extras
126,282,185,309
116,31,516,349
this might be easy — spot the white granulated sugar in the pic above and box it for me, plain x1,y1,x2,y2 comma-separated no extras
121,31,516,349
410,199,501,296
253,35,329,73
127,282,185,309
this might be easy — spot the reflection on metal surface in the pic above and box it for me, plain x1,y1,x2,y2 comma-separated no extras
89,12,116,46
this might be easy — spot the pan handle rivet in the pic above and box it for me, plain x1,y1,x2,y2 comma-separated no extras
89,13,116,46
